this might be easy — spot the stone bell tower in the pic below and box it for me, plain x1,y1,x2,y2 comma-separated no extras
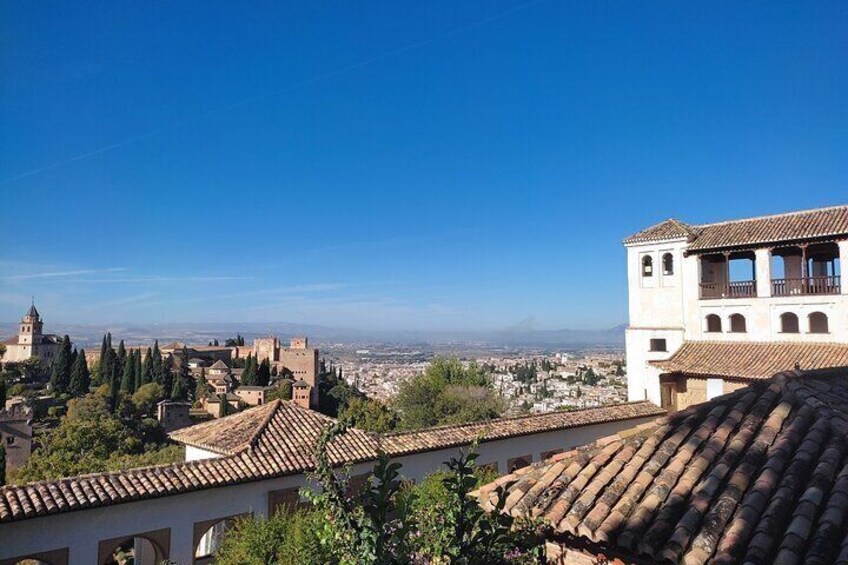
19,303,43,346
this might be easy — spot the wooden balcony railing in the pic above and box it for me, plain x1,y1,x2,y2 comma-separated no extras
699,280,756,299
772,276,841,296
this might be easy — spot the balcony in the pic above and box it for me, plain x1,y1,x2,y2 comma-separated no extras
772,275,841,296
699,280,756,299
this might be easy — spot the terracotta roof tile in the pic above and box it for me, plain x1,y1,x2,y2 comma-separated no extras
0,399,659,524
624,205,848,250
477,368,848,565
652,340,848,380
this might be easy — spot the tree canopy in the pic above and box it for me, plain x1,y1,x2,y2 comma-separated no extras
394,357,504,430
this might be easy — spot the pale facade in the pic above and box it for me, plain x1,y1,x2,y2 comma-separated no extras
1,304,62,366
625,206,848,410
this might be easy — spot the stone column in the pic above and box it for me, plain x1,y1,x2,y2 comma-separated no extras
839,240,848,295
755,248,771,297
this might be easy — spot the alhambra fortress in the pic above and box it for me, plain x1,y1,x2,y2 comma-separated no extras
2,204,848,564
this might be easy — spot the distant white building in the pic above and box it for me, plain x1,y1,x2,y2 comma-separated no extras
624,205,848,411
1,303,62,366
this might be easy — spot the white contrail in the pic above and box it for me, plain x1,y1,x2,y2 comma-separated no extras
2,0,546,184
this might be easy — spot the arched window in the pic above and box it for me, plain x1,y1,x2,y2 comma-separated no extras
729,314,747,333
642,255,653,277
662,253,674,275
780,312,800,334
706,314,722,333
809,312,829,334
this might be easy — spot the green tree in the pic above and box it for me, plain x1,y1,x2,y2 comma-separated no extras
395,357,503,430
338,397,398,433
50,334,73,393
133,349,143,391
152,340,164,385
171,370,187,401
132,382,165,415
0,377,6,407
241,354,257,386
0,443,5,486
195,368,211,402
267,380,292,402
140,347,153,388
215,509,329,565
68,349,91,397
257,358,271,387
11,390,173,483
121,350,137,393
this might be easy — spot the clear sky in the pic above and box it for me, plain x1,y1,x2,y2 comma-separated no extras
1,1,846,332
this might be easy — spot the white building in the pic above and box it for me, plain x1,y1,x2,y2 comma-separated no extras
1,303,62,366
0,398,662,564
624,205,848,411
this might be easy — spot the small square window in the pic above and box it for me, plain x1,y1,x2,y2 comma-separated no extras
6,436,15,446
649,339,667,352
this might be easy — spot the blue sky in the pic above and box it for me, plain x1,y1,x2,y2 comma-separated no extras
1,1,846,331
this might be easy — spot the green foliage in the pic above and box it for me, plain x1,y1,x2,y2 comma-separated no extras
395,357,504,430
241,354,257,386
0,443,6,486
338,396,398,433
50,335,73,394
224,334,245,347
10,390,176,483
141,347,154,388
302,424,415,565
0,377,6,408
68,349,91,397
257,358,271,387
267,380,293,402
132,382,166,415
121,350,137,393
300,425,545,565
195,370,211,402
214,509,330,565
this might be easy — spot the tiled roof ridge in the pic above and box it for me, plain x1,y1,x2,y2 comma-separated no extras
382,400,659,438
170,400,281,455
691,204,848,229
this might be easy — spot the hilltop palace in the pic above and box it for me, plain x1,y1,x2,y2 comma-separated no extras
624,205,848,411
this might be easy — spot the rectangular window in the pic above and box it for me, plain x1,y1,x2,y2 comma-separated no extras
649,339,667,352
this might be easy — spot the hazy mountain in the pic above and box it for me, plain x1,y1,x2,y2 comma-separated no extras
0,321,626,349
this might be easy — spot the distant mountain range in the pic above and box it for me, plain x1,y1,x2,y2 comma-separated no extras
0,321,626,349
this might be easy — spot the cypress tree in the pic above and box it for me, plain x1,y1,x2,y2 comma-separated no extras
152,340,164,385
242,354,257,386
121,351,136,393
99,333,109,368
160,356,173,395
50,335,73,394
0,444,5,486
134,349,143,391
108,364,120,412
68,349,91,397
178,346,193,399
257,358,271,387
141,347,153,387
171,370,186,401
0,378,6,408
115,340,126,389
195,368,210,402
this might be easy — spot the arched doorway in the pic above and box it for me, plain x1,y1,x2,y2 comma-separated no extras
98,529,170,565
193,514,248,564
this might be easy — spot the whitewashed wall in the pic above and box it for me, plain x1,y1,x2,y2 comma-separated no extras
0,415,657,565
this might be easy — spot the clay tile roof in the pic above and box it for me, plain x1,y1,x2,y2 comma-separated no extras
0,400,661,524
652,340,848,380
477,368,848,565
688,205,848,251
626,205,848,251
209,360,229,370
623,219,699,245
382,401,664,457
